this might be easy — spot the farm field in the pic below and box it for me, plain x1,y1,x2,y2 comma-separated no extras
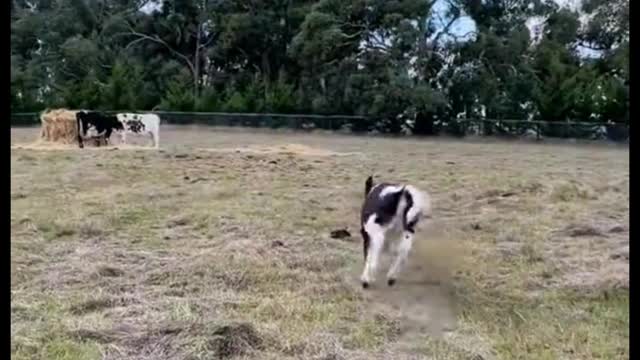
11,126,629,360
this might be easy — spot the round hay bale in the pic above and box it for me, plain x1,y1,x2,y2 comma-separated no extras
39,108,79,144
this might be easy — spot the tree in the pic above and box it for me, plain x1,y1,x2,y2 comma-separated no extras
117,0,220,98
9,0,629,134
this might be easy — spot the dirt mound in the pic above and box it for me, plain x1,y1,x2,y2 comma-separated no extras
209,322,263,358
200,143,359,157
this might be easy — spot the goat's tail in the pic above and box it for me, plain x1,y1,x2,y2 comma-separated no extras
365,175,374,197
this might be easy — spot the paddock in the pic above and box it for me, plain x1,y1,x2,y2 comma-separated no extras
11,125,629,359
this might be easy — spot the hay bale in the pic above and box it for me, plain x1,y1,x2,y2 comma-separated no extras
39,108,79,144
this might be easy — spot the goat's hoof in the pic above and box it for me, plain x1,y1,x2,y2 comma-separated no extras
361,281,370,289
387,278,396,287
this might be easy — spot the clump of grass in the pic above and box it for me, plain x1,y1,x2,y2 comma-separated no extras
108,206,158,229
95,265,125,278
12,296,103,360
78,221,105,238
39,338,102,360
520,243,544,263
33,219,77,241
69,297,115,315
563,223,605,237
550,181,597,202
166,215,190,228
345,315,398,350
208,322,263,358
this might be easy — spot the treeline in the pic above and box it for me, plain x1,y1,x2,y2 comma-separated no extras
11,0,628,133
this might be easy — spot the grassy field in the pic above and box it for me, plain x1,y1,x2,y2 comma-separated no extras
11,126,628,360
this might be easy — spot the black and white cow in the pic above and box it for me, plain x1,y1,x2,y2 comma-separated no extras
76,111,124,148
359,176,432,288
116,113,160,148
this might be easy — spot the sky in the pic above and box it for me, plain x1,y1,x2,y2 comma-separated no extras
431,0,602,57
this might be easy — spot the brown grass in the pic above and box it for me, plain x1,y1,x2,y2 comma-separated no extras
11,126,628,360
11,143,159,151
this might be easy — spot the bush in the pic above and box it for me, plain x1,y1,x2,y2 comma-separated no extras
195,88,222,112
158,79,195,111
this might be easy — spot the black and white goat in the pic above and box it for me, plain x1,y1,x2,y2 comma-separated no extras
359,176,432,288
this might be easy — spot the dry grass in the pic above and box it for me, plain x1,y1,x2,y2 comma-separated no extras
11,143,159,151
199,143,361,157
39,109,79,144
11,126,628,359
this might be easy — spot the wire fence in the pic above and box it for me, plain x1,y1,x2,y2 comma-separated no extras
445,118,629,142
10,111,629,142
10,111,364,131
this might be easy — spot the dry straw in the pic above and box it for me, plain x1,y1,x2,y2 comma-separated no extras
39,108,79,144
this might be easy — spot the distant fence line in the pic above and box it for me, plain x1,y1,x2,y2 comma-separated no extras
10,111,629,142
10,111,366,131
443,118,629,142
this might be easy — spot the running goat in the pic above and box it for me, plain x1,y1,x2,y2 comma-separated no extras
359,176,432,288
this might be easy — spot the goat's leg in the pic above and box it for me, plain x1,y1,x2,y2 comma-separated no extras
386,230,414,286
360,227,385,288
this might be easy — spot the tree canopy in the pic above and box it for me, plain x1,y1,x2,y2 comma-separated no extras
11,0,629,132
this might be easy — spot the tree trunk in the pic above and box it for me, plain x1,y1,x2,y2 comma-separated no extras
262,51,271,82
194,24,201,98
193,0,206,98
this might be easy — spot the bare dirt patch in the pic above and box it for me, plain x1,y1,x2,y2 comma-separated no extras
199,143,360,157
349,225,465,348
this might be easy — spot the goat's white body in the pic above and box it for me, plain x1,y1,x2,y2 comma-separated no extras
360,182,431,287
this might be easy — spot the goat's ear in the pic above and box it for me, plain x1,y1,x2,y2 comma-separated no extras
365,176,374,197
